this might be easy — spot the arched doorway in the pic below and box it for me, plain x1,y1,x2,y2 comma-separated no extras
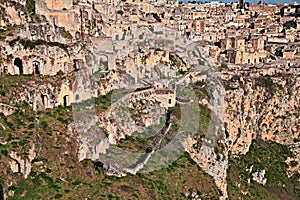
33,61,40,74
99,55,109,71
41,94,48,108
14,57,23,75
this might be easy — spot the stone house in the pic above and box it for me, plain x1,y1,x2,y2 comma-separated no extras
192,20,205,33
36,0,80,36
250,36,265,52
280,5,299,17
220,36,245,52
282,45,297,60
227,50,267,65
155,89,176,108
192,10,206,20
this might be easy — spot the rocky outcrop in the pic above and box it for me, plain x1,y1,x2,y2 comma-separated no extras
223,65,300,176
98,89,165,144
252,169,267,185
0,3,27,28
8,141,37,179
0,103,16,116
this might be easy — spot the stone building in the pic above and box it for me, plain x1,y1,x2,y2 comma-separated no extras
192,20,205,33
220,36,245,52
227,50,267,65
155,89,176,108
45,0,73,10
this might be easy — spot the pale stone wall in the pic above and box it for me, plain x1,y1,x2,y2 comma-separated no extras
267,37,289,44
283,51,295,60
45,0,73,10
5,6,22,25
58,82,73,106
2,43,73,76
0,103,16,116
156,90,176,108
36,0,79,36
235,51,267,65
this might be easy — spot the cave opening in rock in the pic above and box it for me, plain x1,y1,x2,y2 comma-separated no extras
14,57,23,75
41,94,48,107
73,59,77,70
99,55,108,71
3,66,7,73
33,61,40,74
63,95,69,107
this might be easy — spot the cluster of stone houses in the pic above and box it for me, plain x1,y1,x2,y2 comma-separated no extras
34,0,299,68
0,0,299,109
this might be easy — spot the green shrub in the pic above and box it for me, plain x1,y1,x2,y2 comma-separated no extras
28,123,35,129
1,150,8,157
54,194,63,199
40,121,48,129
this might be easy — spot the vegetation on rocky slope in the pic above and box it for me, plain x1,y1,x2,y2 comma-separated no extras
228,139,300,200
0,75,219,199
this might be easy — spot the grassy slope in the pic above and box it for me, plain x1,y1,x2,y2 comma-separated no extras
0,75,219,199
228,139,300,200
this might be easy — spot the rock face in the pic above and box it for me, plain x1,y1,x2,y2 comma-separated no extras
184,137,228,199
9,152,32,179
183,65,300,199
0,40,76,76
223,65,300,176
252,169,267,185
0,103,16,116
224,72,299,193
1,1,299,199
98,89,166,144
9,145,37,179
76,88,167,161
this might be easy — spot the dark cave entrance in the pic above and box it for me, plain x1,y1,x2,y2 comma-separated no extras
14,57,23,75
63,95,69,107
33,61,40,74
41,94,48,107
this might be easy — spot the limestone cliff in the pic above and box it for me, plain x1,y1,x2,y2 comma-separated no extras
223,65,300,176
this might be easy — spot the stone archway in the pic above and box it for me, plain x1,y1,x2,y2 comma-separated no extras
33,61,40,74
14,57,23,75
3,66,8,74
99,55,109,71
41,94,49,108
